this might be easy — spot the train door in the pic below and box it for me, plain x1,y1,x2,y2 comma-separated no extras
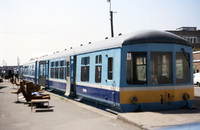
105,50,118,107
39,61,49,88
108,56,116,106
65,57,71,96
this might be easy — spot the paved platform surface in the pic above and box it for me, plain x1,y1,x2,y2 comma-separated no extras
1,81,200,130
0,81,138,130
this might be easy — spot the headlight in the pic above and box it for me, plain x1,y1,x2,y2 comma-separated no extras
131,96,137,103
183,93,190,101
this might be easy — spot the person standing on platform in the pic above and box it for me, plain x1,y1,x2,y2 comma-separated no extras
14,68,18,81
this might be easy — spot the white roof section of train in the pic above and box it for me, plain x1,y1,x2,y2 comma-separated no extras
25,30,190,64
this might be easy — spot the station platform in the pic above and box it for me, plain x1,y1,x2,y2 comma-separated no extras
1,81,200,130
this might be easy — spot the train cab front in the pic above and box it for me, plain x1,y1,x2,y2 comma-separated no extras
118,35,194,112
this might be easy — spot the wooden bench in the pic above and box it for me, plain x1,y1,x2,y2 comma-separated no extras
31,99,50,112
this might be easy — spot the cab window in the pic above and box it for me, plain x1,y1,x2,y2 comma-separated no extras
126,52,147,84
150,52,172,84
176,52,190,83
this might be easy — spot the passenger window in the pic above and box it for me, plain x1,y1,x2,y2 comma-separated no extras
54,61,61,79
40,64,45,76
81,57,90,82
108,57,113,80
31,65,35,76
60,68,64,79
150,52,172,84
60,60,65,79
95,66,102,83
55,68,58,79
127,52,147,84
24,66,28,75
95,55,102,83
51,62,54,78
176,52,190,83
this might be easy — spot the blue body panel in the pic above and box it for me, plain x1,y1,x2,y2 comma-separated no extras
76,84,120,104
49,79,66,91
23,75,35,83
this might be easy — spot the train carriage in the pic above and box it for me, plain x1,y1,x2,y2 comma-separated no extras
22,30,194,112
22,60,37,83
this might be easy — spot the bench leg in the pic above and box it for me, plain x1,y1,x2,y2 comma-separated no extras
31,102,33,112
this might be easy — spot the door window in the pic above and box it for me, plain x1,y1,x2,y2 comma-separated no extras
108,57,113,80
95,55,102,83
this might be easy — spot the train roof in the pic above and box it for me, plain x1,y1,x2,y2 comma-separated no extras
123,30,190,45
31,30,191,62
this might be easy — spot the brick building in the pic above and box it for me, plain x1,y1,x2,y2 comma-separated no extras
167,27,200,51
193,51,200,73
167,27,200,73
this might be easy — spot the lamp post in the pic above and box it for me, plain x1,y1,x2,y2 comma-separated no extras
108,0,114,37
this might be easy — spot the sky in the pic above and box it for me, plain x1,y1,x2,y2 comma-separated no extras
0,0,200,66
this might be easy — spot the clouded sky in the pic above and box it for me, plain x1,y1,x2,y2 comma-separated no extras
0,0,200,65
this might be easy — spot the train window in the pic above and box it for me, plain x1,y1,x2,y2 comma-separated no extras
95,55,102,83
24,66,28,75
50,61,55,78
95,66,102,83
40,64,45,76
51,68,54,78
59,60,65,79
96,55,102,64
51,62,54,67
42,65,45,76
150,52,172,84
60,67,64,79
60,61,64,66
108,57,113,80
99,55,102,63
126,52,147,84
26,66,28,75
96,56,98,64
176,52,190,83
32,65,35,76
55,61,59,67
81,57,90,65
81,66,89,81
81,57,90,82
55,68,58,79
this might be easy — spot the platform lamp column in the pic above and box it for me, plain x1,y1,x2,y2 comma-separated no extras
107,0,114,38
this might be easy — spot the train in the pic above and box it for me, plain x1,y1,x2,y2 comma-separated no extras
22,30,194,112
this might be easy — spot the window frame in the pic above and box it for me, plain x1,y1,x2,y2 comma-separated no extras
81,57,90,82
150,52,173,85
108,57,113,80
126,52,147,85
95,55,102,83
176,52,190,84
